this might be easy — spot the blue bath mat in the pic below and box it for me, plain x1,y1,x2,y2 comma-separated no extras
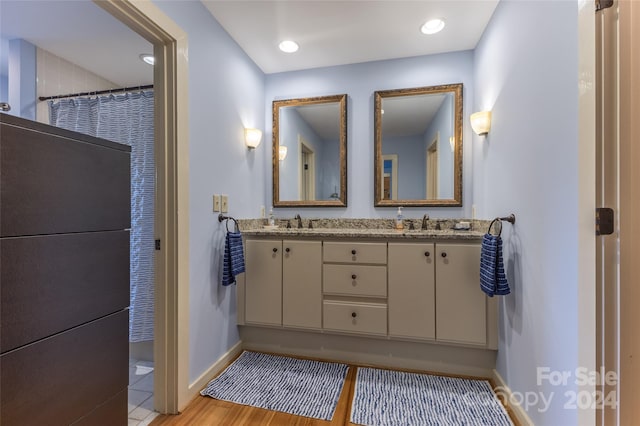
350,367,513,426
200,351,348,420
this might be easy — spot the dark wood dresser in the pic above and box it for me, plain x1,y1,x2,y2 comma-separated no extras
0,113,131,425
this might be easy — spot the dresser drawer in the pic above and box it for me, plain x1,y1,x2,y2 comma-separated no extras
1,231,130,353
323,301,387,335
323,242,387,264
323,264,387,297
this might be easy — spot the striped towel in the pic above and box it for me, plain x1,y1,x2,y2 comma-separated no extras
222,231,245,286
480,233,510,297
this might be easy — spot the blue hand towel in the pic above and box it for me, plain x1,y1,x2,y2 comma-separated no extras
222,231,245,286
480,233,510,297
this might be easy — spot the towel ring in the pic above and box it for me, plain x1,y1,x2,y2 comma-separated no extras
487,214,516,236
218,213,239,232
487,218,503,236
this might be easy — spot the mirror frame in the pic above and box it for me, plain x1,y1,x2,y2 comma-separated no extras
374,83,463,207
272,94,348,207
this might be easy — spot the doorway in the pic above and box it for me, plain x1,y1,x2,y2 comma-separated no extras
299,136,316,200
426,134,439,199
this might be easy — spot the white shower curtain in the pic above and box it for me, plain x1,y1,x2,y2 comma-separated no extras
49,91,155,342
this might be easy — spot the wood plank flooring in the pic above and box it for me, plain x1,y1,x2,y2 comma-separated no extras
150,353,518,426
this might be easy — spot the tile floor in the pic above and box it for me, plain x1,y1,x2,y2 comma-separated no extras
128,359,158,426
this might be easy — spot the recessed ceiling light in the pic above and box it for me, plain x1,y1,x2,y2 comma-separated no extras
278,40,299,53
421,19,446,35
139,53,155,65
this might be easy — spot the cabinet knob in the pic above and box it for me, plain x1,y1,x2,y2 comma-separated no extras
285,248,290,253
351,274,357,280
441,252,447,258
351,249,357,255
273,248,278,253
424,251,430,257
351,312,357,318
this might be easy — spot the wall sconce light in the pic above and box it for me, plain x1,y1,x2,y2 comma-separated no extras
470,111,492,136
449,136,455,152
279,146,288,161
245,128,262,149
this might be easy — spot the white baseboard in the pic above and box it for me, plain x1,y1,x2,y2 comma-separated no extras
186,341,243,404
492,369,534,426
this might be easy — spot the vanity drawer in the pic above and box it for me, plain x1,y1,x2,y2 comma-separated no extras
323,301,387,335
323,264,387,297
323,242,387,264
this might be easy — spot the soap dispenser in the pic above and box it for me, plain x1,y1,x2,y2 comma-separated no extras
395,206,404,231
268,207,275,227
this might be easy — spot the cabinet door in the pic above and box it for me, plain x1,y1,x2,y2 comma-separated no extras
435,243,486,345
283,240,322,329
388,242,435,340
245,240,282,326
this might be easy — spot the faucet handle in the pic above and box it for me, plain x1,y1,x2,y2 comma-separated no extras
408,220,415,230
286,220,292,229
308,219,317,229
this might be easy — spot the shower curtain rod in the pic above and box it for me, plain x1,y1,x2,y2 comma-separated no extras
38,84,153,101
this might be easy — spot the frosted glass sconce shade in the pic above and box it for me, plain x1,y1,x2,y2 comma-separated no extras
470,111,492,136
245,128,262,149
279,146,288,161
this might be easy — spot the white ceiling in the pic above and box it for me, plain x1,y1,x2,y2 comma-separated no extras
203,0,500,74
0,0,153,87
1,1,498,88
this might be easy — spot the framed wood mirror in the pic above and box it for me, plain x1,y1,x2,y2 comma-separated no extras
273,94,347,207
374,83,463,207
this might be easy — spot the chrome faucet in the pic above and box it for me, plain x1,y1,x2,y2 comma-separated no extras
294,214,303,229
421,214,430,230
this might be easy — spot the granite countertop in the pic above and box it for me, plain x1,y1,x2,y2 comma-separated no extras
241,227,485,240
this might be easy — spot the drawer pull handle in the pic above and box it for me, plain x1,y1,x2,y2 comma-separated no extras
424,251,430,257
351,274,357,280
273,248,278,253
441,252,447,258
351,312,357,318
351,249,357,255
285,248,290,253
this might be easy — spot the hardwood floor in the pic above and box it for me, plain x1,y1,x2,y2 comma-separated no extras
151,365,357,426
150,353,518,426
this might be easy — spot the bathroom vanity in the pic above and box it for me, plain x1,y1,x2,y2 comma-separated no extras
236,224,498,378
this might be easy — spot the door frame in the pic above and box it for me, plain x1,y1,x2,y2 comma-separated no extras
95,0,190,413
618,0,639,422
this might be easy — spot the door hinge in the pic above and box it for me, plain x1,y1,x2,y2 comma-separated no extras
596,0,614,11
596,208,614,235
155,239,161,250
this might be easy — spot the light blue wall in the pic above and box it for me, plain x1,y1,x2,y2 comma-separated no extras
473,1,587,424
8,39,36,120
382,134,424,200
153,1,265,384
423,93,454,198
278,107,325,200
319,138,340,200
0,75,7,103
265,51,474,220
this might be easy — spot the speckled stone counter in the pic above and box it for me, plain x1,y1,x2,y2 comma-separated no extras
238,218,491,240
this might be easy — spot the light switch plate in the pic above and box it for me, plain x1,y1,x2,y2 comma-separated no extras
221,195,229,213
213,195,221,212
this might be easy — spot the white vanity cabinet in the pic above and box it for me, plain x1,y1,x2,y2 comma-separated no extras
282,240,322,329
242,236,496,350
244,239,282,326
388,242,436,340
388,242,495,347
435,243,487,345
244,239,322,329
322,242,388,336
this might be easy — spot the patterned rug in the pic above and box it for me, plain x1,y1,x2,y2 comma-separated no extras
200,351,348,420
350,367,513,426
